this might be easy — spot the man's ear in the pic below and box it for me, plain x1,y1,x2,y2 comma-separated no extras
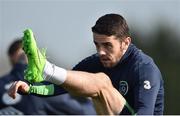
121,37,131,51
124,37,131,46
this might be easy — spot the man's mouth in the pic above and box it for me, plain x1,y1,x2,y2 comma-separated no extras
100,57,110,62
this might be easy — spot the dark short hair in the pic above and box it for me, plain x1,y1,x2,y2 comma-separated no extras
92,13,130,39
7,39,22,56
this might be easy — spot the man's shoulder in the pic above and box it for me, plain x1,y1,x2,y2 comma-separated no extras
131,50,162,81
0,73,13,82
126,44,153,65
128,45,162,75
81,53,98,62
131,48,154,66
72,53,100,71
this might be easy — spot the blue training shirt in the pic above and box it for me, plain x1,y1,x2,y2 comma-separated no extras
30,43,164,115
72,43,164,115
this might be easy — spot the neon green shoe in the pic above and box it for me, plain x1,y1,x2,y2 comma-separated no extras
23,29,46,83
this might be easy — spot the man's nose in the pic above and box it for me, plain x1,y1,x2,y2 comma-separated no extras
98,47,106,56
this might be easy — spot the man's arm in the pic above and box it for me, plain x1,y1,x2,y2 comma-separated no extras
8,81,67,98
134,63,164,115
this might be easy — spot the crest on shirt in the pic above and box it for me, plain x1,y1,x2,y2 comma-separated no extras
119,81,128,95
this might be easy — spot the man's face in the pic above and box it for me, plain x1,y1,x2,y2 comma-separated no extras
93,33,130,68
9,48,28,66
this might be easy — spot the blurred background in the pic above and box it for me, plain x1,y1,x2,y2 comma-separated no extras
0,0,179,114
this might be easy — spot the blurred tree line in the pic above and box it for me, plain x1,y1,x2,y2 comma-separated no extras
131,23,180,114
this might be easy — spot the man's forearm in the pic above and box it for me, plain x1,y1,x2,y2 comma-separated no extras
19,82,67,97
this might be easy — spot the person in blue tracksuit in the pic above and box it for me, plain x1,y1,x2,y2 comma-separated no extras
40,43,164,115
0,40,44,114
8,13,164,115
72,44,164,115
0,39,96,115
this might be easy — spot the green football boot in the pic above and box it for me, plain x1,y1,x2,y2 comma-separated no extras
23,29,46,83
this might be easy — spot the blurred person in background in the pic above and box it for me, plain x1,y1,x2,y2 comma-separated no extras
0,39,43,114
0,39,96,115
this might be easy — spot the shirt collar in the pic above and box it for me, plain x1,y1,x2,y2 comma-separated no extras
113,43,137,68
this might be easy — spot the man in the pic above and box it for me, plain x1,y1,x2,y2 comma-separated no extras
8,13,164,115
1,39,96,114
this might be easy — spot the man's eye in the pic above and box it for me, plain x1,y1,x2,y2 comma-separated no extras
104,43,112,49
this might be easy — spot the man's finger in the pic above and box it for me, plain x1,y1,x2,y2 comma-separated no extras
8,81,19,99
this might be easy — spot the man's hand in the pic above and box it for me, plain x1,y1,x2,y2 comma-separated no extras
8,81,30,99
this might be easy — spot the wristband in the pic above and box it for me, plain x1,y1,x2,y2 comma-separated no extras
28,84,54,95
